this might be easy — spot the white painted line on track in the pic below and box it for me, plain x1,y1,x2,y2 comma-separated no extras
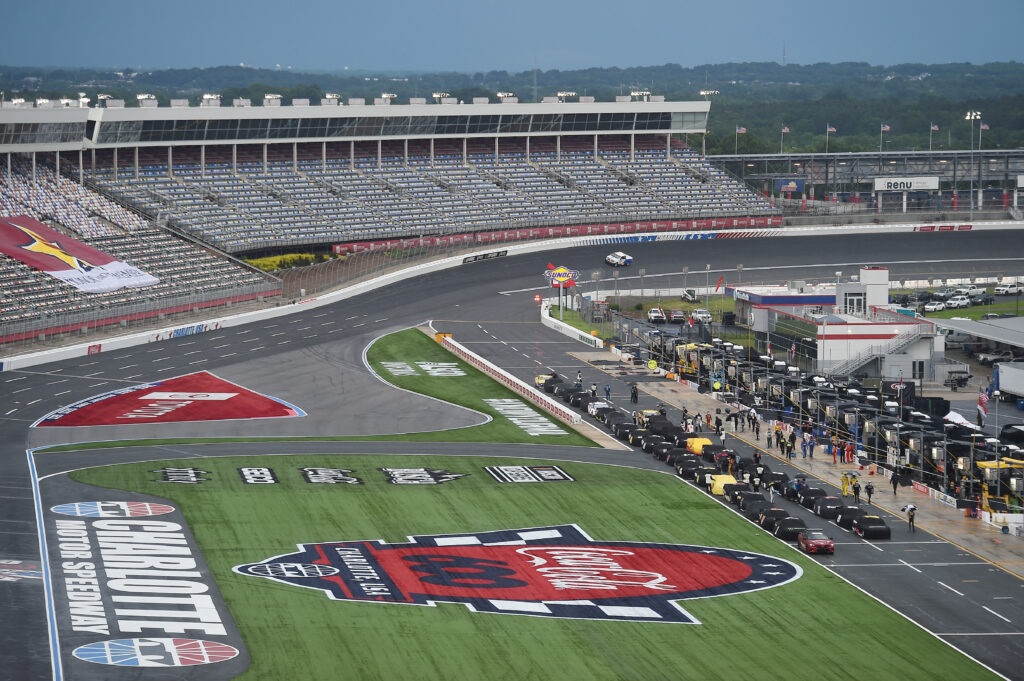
79,362,97,367
938,632,1024,636
296,326,311,331
4,376,26,382
938,581,966,596
861,539,884,552
983,606,1012,623
152,357,171,362
320,320,335,326
899,559,923,573
237,329,252,334
270,332,285,337
53,390,71,396
5,409,16,415
86,383,107,388
122,375,141,381
264,324,279,328
178,341,195,346
277,340,291,345
26,399,41,405
242,338,259,343
353,323,365,328
346,315,359,320
183,351,201,356
117,364,136,369
328,328,345,334
46,379,68,385
157,367,176,372
188,359,208,365
11,387,29,394
214,344,230,349
374,318,388,323
220,353,237,358
313,312,328,318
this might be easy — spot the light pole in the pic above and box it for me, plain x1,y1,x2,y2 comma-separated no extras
994,389,1001,498
835,270,842,313
965,111,981,221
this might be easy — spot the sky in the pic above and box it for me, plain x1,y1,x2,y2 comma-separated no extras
4,0,1022,73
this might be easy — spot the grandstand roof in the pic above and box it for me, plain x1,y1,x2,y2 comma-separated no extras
0,99,710,152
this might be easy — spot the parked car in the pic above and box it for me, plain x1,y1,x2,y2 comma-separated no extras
668,309,688,323
946,295,970,309
812,496,844,519
773,517,807,540
797,529,835,554
835,506,869,530
932,286,957,301
852,515,892,539
798,487,828,509
690,308,713,324
978,349,1015,366
954,285,982,296
970,293,995,306
605,251,633,267
994,284,1020,295
758,508,791,531
923,301,945,313
647,307,667,324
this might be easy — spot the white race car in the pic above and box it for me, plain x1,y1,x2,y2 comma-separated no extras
605,251,633,267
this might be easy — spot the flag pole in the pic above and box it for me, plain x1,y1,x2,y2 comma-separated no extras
929,123,933,152
825,126,830,154
735,128,738,155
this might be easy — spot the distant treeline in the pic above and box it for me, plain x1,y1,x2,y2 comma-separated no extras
2,61,1021,152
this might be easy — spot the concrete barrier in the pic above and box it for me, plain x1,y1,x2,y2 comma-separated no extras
540,304,605,349
440,335,581,426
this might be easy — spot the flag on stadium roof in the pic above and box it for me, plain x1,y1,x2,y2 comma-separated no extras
980,122,990,131
930,123,939,132
781,126,790,134
880,123,891,132
736,126,747,134
826,124,836,133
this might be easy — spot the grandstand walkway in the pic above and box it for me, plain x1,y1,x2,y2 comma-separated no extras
572,349,1024,583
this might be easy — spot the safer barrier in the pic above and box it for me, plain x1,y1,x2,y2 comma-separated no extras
439,335,582,426
540,304,605,349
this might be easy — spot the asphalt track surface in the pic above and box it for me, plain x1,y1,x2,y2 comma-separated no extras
3,230,1024,680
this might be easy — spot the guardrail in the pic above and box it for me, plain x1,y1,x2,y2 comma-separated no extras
440,335,582,426
540,304,605,349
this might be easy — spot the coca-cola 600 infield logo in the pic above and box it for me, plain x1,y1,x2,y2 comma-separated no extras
234,524,801,624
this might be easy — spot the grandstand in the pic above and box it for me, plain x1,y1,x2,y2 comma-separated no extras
0,95,775,344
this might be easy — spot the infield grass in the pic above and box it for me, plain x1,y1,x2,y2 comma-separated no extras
71,454,999,681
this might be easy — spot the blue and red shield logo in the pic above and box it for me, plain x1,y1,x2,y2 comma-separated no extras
234,524,800,624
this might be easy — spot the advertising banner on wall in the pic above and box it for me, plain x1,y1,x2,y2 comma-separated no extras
872,177,940,191
774,179,804,193
0,216,158,293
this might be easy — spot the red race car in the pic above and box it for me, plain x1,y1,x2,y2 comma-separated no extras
796,529,835,554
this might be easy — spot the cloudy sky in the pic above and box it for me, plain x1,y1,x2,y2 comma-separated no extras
5,0,1021,72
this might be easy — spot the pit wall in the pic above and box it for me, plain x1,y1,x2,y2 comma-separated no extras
2,219,1020,371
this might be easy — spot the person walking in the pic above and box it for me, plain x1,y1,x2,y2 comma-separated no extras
630,384,639,404
906,505,917,532
807,434,816,458
576,370,583,385
714,415,723,437
865,481,874,505
706,413,712,430
846,440,855,464
754,419,761,441
589,382,597,398
840,472,850,498
852,479,862,504
604,384,611,400
891,470,899,495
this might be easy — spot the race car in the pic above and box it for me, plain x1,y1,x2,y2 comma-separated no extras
773,517,807,540
797,529,835,554
852,515,892,539
605,251,633,267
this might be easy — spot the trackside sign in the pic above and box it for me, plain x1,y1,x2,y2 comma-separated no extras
872,176,939,191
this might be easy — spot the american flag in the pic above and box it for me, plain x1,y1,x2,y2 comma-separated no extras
790,341,797,356
880,123,891,132
930,123,939,132
826,124,836,133
980,122,990,131
978,390,990,416
767,341,773,356
781,126,790,134
736,126,747,134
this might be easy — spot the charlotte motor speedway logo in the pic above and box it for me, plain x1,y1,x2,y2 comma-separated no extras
234,524,801,624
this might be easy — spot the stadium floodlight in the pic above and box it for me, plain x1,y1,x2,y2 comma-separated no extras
496,91,515,98
381,93,397,99
98,93,112,100
432,92,451,102
965,110,981,220
630,90,651,98
136,93,156,100
557,91,577,98
699,90,719,100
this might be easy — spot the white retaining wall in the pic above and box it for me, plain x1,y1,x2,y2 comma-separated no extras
440,335,581,426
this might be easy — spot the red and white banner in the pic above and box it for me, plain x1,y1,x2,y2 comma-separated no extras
0,216,158,293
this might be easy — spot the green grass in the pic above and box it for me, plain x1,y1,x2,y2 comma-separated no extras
366,329,595,447
70,454,998,681
35,328,596,453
